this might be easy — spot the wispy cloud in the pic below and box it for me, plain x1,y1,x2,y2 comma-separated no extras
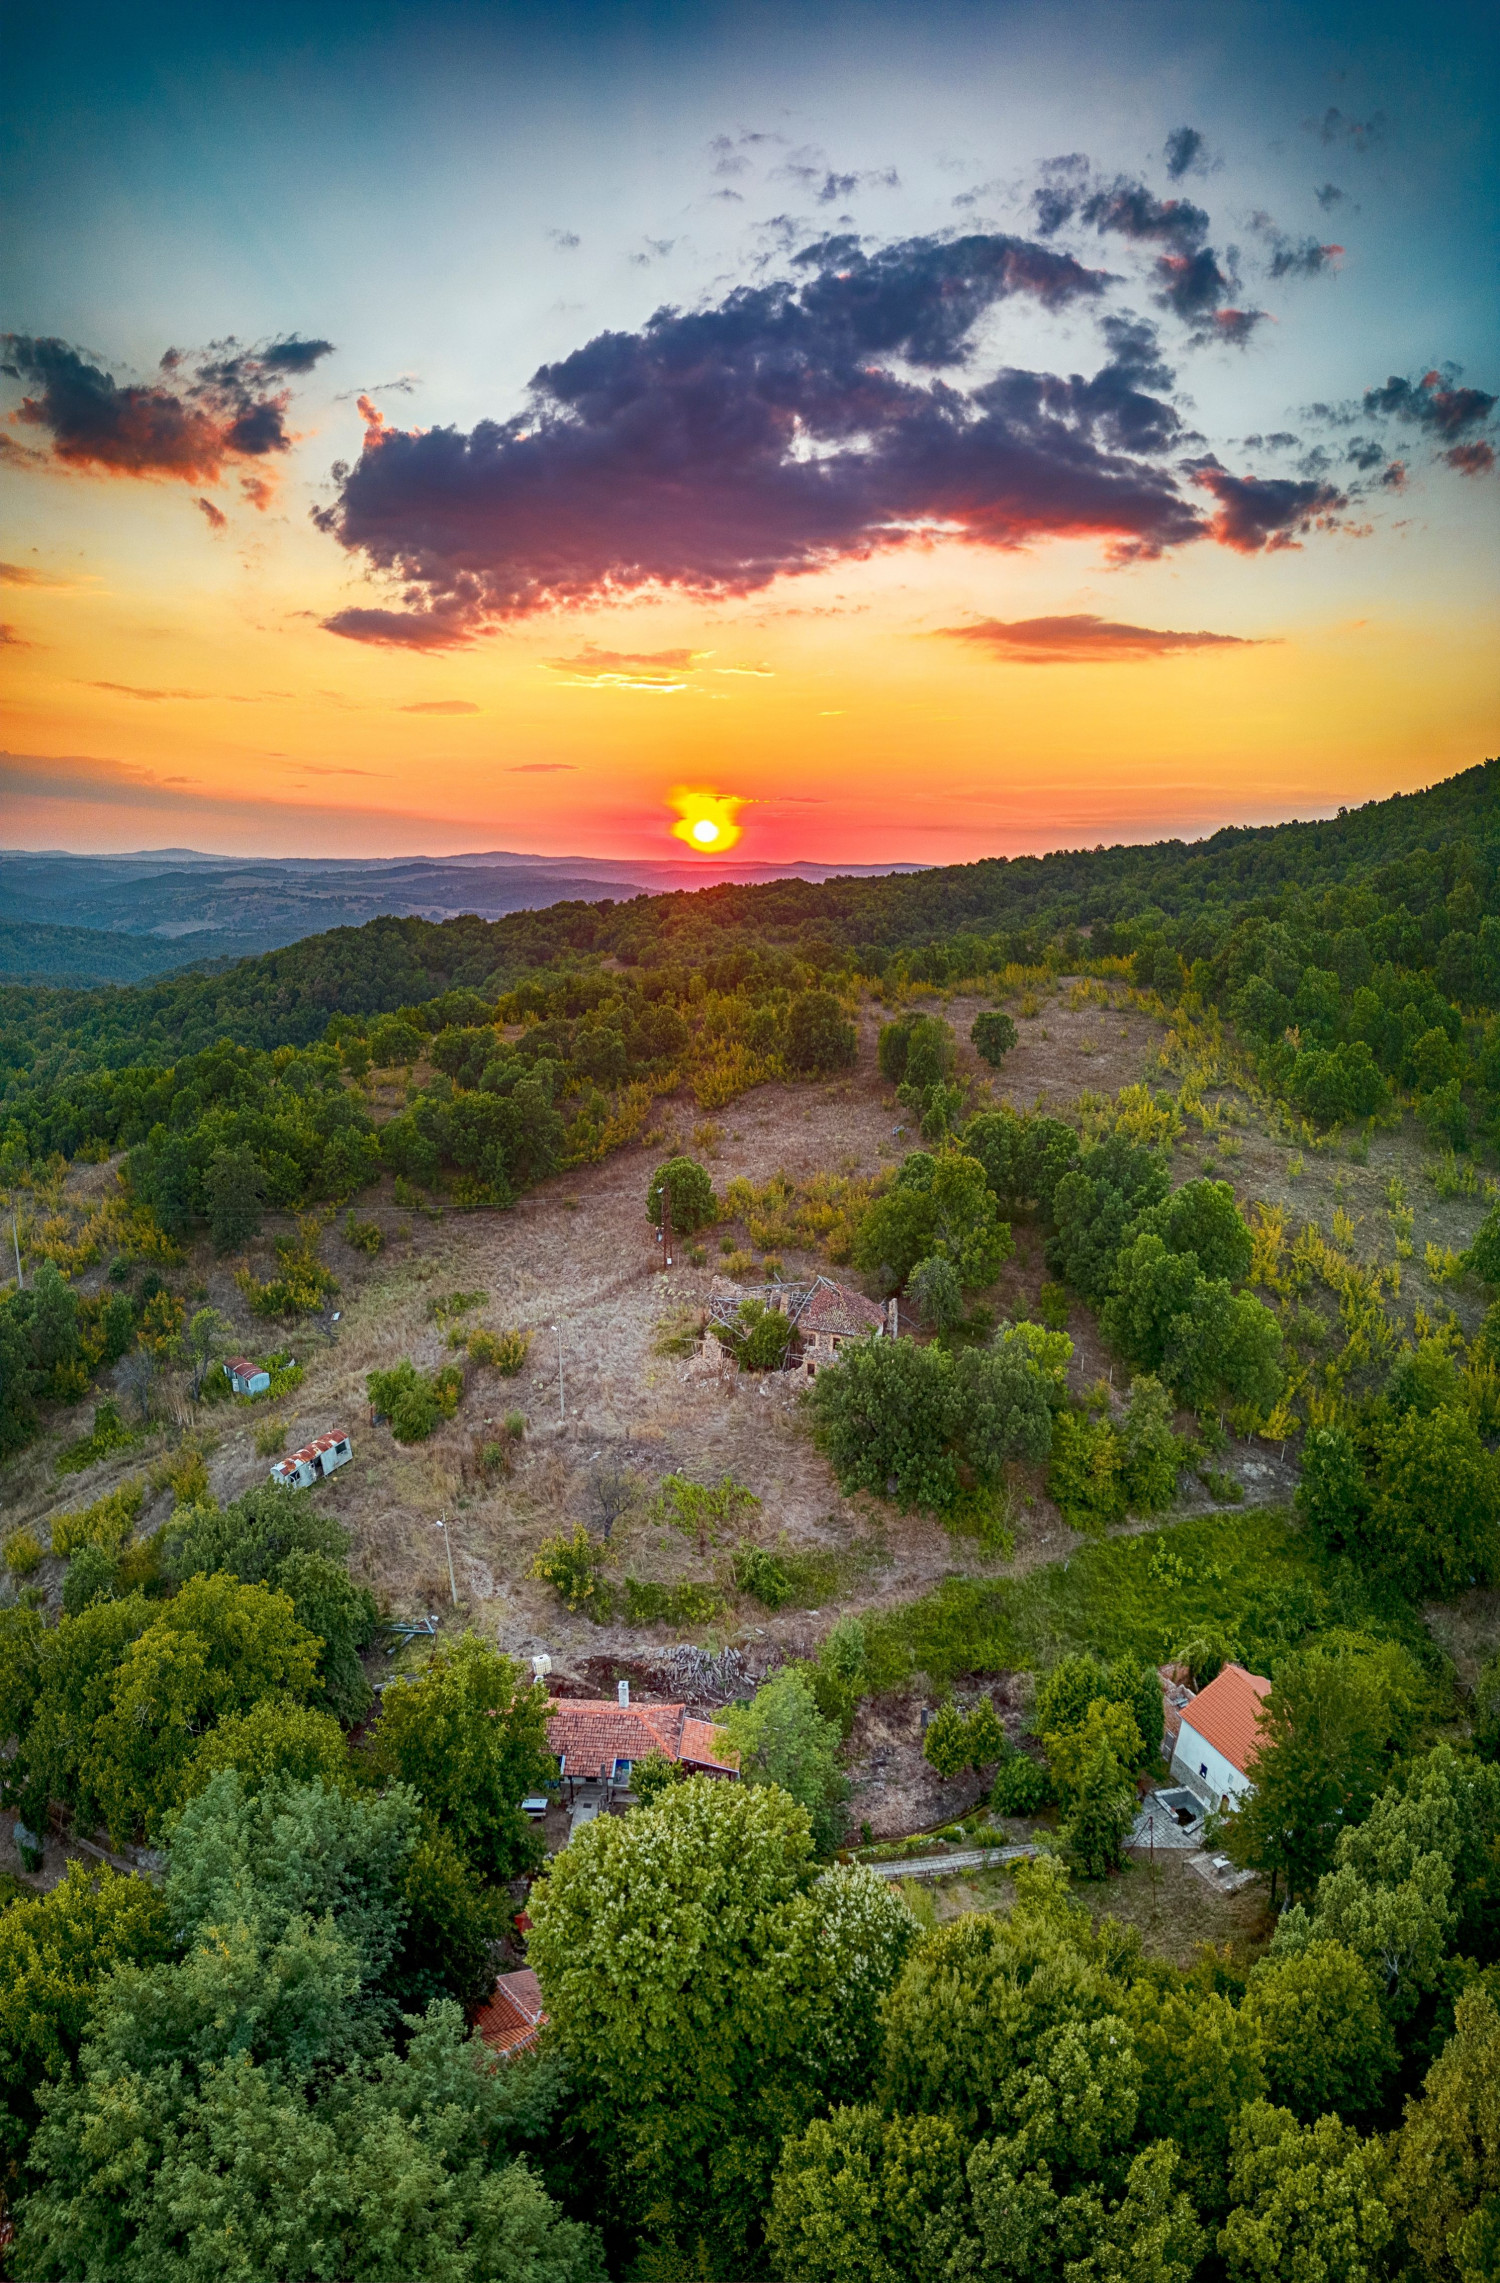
937,613,1265,663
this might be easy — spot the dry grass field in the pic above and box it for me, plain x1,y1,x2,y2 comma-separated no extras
7,971,1499,1723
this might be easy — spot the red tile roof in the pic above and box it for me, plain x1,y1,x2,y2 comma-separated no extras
545,1700,739,1780
1178,1663,1271,1779
796,1277,885,1339
473,1969,547,2056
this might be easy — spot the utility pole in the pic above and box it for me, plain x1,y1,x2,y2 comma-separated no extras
663,1190,673,1270
553,1323,564,1424
435,1517,458,1606
11,1214,21,1292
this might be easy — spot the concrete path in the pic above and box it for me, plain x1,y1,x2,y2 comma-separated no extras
864,1843,1041,1880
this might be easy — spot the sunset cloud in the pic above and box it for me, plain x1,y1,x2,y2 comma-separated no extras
398,698,482,714
1192,465,1349,552
0,333,333,492
316,230,1253,647
937,613,1263,663
544,645,705,691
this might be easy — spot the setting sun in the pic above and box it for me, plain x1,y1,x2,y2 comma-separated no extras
668,787,747,853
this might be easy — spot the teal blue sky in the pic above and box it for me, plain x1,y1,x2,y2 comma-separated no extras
2,2,1496,859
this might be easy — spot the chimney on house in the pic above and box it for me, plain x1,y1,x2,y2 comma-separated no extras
617,1679,630,1708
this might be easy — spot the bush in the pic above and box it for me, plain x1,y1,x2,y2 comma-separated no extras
54,1398,137,1477
530,1526,612,1619
50,1481,144,1559
3,1529,43,1579
923,1702,970,1779
733,1545,795,1608
630,1752,683,1805
62,1541,118,1614
990,1749,1054,1816
713,1298,794,1372
366,1358,463,1443
647,1155,717,1234
343,1216,383,1256
464,1326,531,1374
971,1010,1019,1067
623,1578,724,1626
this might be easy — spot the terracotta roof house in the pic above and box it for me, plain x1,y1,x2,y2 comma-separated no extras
473,1969,547,2057
1169,1663,1271,1809
546,1687,739,1798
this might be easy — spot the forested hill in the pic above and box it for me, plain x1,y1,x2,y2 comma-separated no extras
3,757,1497,1104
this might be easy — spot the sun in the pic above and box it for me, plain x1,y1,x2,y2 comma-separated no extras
667,786,748,853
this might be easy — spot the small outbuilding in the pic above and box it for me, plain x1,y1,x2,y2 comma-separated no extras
1169,1662,1271,1811
269,1431,352,1490
227,1356,271,1397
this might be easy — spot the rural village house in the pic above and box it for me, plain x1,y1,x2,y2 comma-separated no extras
1168,1662,1271,1810
546,1682,739,1803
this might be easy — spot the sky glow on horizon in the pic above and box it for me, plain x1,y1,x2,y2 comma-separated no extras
2,0,1497,866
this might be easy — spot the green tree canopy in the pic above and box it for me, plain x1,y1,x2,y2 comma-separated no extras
971,1010,1019,1067
364,1636,553,1883
526,1777,915,2262
854,1150,1013,1293
646,1154,717,1232
719,1669,848,1856
0,1862,172,2170
1218,2101,1393,2283
785,990,856,1073
1242,1941,1396,2121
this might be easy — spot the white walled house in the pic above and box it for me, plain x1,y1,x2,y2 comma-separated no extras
1169,1662,1271,1810
227,1356,271,1397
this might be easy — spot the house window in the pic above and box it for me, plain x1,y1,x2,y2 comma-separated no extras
1199,1763,1208,1778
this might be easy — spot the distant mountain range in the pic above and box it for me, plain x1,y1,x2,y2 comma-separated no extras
0,848,928,985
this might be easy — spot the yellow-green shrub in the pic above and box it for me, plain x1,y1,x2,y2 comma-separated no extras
50,1481,145,1559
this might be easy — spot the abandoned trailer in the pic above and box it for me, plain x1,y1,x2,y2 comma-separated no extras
269,1431,353,1489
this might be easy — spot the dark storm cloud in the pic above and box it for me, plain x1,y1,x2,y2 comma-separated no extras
1315,183,1345,212
1163,128,1214,181
938,613,1260,662
1191,464,1349,552
1446,441,1495,478
1362,370,1497,438
0,333,333,493
1345,437,1386,471
317,231,1254,645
